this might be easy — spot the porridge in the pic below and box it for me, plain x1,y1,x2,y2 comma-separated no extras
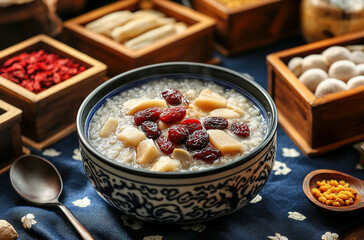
88,78,267,172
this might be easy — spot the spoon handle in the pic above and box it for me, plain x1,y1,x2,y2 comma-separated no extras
56,203,95,240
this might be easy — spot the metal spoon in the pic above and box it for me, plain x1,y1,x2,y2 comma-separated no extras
303,169,364,212
10,154,94,240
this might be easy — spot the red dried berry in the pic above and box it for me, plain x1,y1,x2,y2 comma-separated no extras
193,145,222,163
156,135,175,155
230,122,250,138
186,130,209,150
162,89,183,105
141,121,161,139
181,118,203,133
0,49,86,93
159,107,186,124
168,124,189,144
204,117,228,130
133,107,161,126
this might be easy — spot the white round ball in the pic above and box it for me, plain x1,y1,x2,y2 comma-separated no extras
356,64,364,75
287,57,303,76
298,68,328,92
328,60,357,82
315,78,348,98
322,46,352,64
347,75,364,89
301,54,329,72
351,50,364,64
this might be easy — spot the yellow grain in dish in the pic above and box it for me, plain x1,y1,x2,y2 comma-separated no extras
312,179,357,206
216,0,260,8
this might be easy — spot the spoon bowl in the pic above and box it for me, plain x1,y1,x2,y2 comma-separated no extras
10,154,62,205
10,154,94,240
303,169,364,212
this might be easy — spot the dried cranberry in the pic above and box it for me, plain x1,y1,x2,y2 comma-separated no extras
204,117,228,130
168,124,189,144
186,130,209,150
156,135,175,155
193,145,221,163
181,118,203,133
159,107,186,124
230,122,250,138
133,107,161,126
141,121,161,139
162,89,183,105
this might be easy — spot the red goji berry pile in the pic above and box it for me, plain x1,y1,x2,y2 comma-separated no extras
0,49,86,93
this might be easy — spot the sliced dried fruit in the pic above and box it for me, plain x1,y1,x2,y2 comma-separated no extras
203,117,228,130
168,124,189,144
181,118,203,133
162,88,183,105
117,126,146,147
133,107,161,126
99,117,118,138
186,129,209,150
193,89,226,111
209,108,240,119
141,121,161,139
122,98,167,115
136,139,161,164
159,106,186,124
230,122,250,138
207,129,243,154
150,156,181,172
193,145,221,163
156,135,175,155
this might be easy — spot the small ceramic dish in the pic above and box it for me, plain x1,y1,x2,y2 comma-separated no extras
303,169,364,212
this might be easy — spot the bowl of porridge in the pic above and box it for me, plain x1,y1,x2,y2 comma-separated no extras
77,62,277,223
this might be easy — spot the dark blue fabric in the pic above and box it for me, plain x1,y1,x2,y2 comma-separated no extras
1,35,363,240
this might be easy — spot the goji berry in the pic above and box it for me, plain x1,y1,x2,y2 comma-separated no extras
0,49,87,93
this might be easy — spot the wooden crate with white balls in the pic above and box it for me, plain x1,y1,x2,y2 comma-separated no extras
267,31,364,156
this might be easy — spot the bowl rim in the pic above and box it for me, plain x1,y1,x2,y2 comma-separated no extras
76,62,278,179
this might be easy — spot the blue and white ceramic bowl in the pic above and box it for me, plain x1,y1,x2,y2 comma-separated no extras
76,62,278,224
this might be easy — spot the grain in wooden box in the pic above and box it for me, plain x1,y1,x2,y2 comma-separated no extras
191,0,300,56
63,0,216,77
0,100,23,173
266,31,364,156
0,34,107,150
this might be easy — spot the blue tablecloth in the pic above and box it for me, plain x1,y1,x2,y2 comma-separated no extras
1,34,364,240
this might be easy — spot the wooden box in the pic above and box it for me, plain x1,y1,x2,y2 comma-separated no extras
191,0,300,55
266,31,364,156
0,100,24,173
63,0,217,77
0,34,107,150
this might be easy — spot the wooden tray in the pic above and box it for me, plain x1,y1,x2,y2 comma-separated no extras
0,100,30,173
191,0,300,56
63,0,217,77
0,34,107,150
266,31,364,156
